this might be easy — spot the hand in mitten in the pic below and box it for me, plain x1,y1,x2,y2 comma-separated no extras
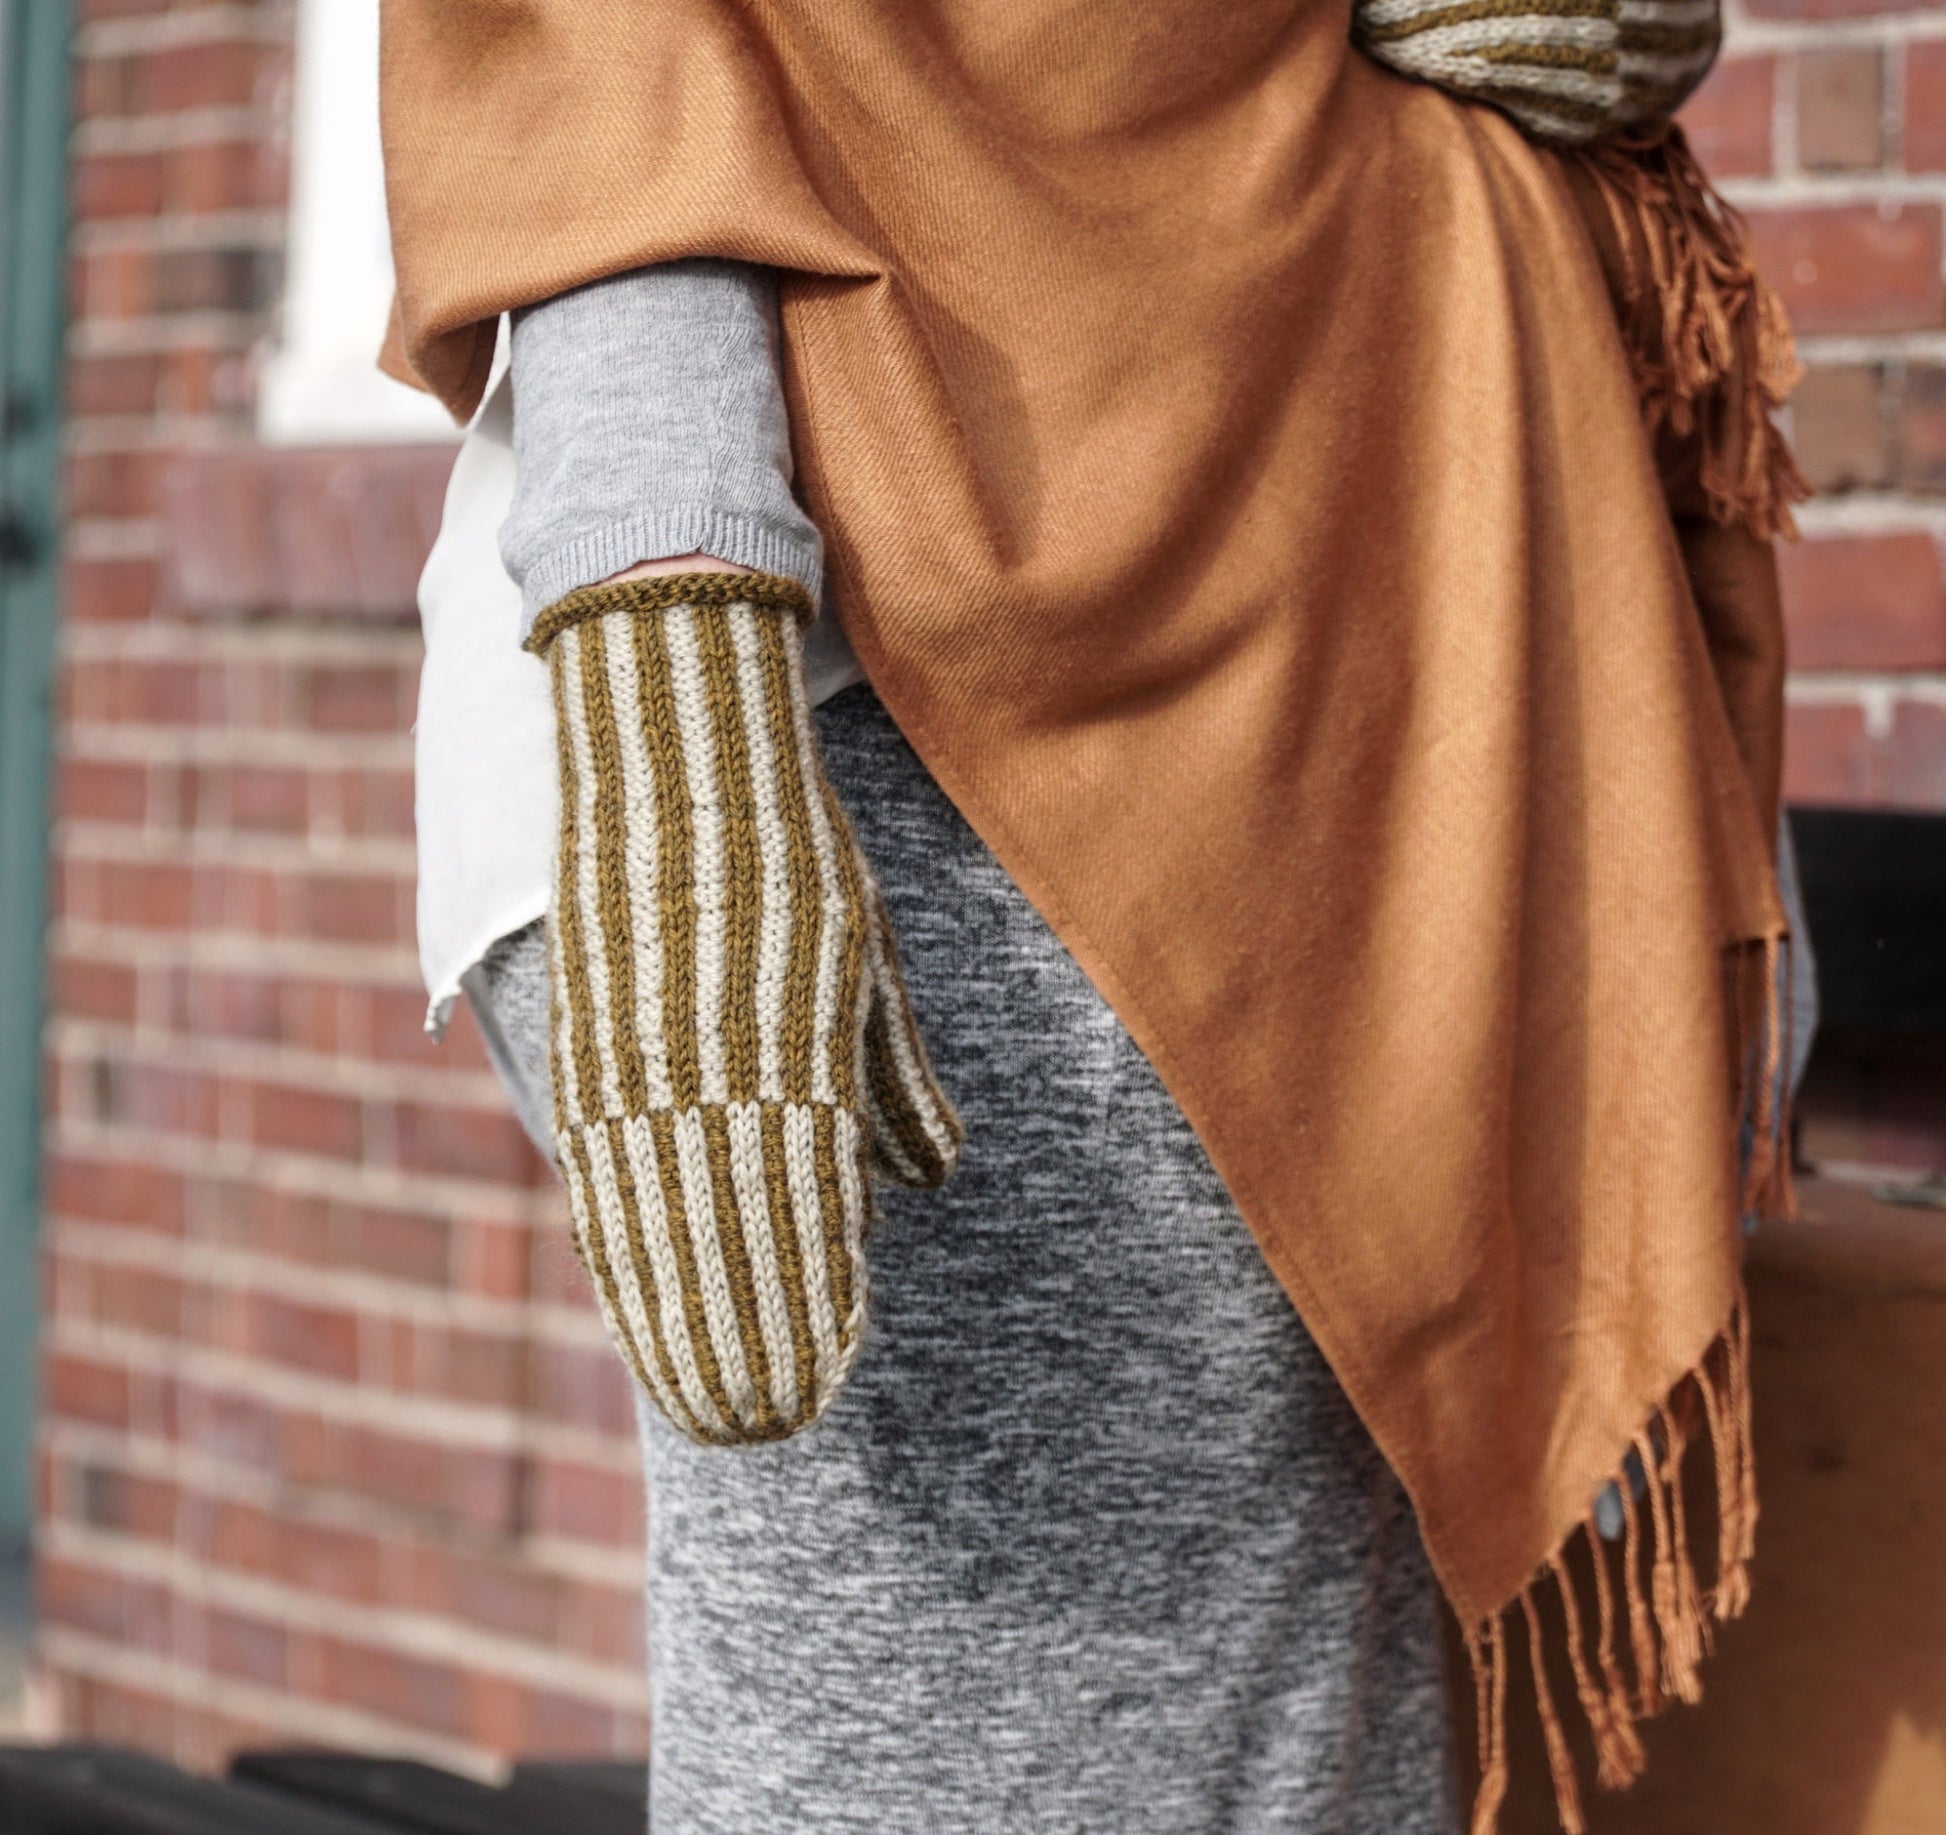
526,571,963,1444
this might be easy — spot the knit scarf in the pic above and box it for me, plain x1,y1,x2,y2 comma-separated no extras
378,5,1802,1825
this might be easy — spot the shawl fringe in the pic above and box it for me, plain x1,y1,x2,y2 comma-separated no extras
1466,933,1795,1834
1465,1295,1758,1835
1564,123,1811,542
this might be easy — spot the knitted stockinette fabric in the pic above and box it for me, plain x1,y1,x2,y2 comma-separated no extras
1353,0,1722,144
526,572,963,1443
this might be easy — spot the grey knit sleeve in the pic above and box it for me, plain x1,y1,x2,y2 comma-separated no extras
498,258,823,632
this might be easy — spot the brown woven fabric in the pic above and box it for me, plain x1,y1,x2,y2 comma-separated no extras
379,6,1798,1824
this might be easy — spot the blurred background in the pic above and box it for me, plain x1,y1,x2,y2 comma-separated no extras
0,0,1939,1829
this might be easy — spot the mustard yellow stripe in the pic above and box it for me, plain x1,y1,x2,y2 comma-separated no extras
566,1128,661,1405
1360,0,1610,44
526,571,814,656
759,1102,819,1420
1477,40,1618,71
819,782,870,1113
578,617,651,1117
811,1102,856,1329
601,1115,702,1434
632,614,702,1110
549,634,606,1130
696,611,765,1106
699,1105,780,1434
758,615,825,1107
646,1107,737,1431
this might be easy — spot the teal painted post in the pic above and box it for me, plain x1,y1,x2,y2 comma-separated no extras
0,0,75,1555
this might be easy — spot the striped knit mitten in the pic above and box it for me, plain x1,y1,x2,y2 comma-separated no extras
1353,0,1720,144
526,572,963,1444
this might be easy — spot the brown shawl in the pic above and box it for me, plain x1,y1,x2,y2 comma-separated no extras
378,5,1803,1824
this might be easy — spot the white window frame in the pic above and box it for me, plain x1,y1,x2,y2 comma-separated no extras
258,0,454,443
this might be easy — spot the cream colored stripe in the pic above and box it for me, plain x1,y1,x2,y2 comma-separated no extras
1384,14,1616,53
662,608,731,1108
781,1102,843,1390
870,931,958,1164
602,611,674,1111
549,631,588,1133
1616,45,1716,81
565,627,624,1120
580,1122,689,1427
670,1104,760,1425
828,1108,870,1388
1616,0,1715,23
778,621,850,1106
730,607,796,1106
620,1112,728,1437
724,1100,802,1423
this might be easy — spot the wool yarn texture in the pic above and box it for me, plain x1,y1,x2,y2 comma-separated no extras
1353,0,1723,144
527,572,962,1443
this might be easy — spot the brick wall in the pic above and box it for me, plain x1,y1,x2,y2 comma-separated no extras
36,0,649,1774
1685,0,1946,810
27,0,1946,1788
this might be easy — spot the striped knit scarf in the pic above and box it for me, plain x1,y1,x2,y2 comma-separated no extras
1355,0,1723,144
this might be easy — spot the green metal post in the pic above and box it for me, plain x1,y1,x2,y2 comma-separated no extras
0,0,75,1556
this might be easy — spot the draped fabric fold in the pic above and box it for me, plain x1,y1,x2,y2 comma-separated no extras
380,5,1799,1823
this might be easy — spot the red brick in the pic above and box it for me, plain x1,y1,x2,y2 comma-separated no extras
1898,365,1946,494
70,1461,178,1539
204,1496,385,1603
43,1352,134,1431
1782,701,1877,804
67,445,163,521
67,353,160,418
87,858,196,929
1779,533,1946,669
87,1260,189,1338
73,151,165,219
1747,0,1915,16
154,245,282,316
532,1456,640,1543
57,756,148,825
392,1099,541,1186
1681,55,1775,178
216,763,311,833
166,138,289,214
1746,204,1944,335
532,1340,638,1438
1882,701,1946,811
1788,364,1888,493
249,1082,365,1160
64,555,158,623
205,1606,289,1686
38,1556,171,1650
297,664,412,734
46,1152,186,1233
74,244,157,320
285,871,407,946
1905,41,1946,173
127,41,282,116
340,1204,453,1288
315,1636,469,1739
1794,47,1883,172
52,953,139,1024
240,1292,361,1382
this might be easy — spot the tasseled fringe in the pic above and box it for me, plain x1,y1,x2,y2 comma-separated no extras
1566,122,1812,542
1462,1301,1759,1834
1463,932,1787,1832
